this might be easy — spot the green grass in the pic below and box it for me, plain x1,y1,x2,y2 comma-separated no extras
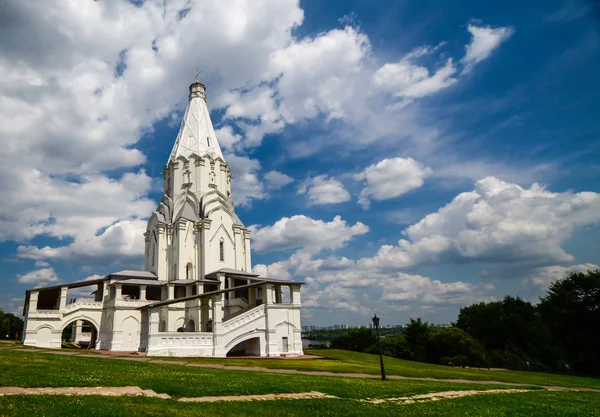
153,348,600,390
0,391,599,416
0,350,530,400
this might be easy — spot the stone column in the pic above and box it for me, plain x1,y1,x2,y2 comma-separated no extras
168,284,175,300
291,285,301,305
147,309,160,353
262,284,273,304
249,286,256,306
212,294,225,357
56,286,68,310
201,298,210,332
139,285,147,301
274,285,282,304
115,283,123,300
28,291,39,313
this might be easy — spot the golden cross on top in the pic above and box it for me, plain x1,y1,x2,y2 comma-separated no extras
195,68,201,82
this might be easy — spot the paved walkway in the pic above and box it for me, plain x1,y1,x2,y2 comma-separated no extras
3,347,600,393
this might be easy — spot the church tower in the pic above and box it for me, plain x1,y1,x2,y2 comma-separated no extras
144,81,252,282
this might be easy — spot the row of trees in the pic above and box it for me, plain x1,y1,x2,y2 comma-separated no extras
330,270,600,375
0,310,24,340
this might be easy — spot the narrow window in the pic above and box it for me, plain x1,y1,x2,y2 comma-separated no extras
207,136,211,147
219,241,224,262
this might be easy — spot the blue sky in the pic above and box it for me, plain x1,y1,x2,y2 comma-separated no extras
0,0,599,326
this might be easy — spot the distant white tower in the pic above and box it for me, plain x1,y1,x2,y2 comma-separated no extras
144,81,252,282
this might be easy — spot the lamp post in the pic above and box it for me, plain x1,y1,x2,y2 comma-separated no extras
372,314,386,380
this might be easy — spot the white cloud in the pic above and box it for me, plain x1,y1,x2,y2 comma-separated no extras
264,171,293,190
372,54,458,99
252,262,293,280
214,126,242,151
17,267,59,285
224,153,266,208
297,175,351,206
360,177,600,270
250,215,369,254
35,260,50,268
544,0,592,23
18,219,147,266
219,25,371,147
380,272,495,306
461,24,515,73
529,263,599,288
354,157,432,209
0,0,306,265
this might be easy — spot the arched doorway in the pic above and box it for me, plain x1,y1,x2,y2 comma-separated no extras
226,337,261,357
185,319,195,332
61,319,98,349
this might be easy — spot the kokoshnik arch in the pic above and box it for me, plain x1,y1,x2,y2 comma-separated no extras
21,80,304,357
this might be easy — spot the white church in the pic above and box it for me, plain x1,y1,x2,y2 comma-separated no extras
21,80,304,357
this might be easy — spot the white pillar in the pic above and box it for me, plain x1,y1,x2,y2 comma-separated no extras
168,285,174,300
291,285,301,305
201,298,209,331
28,291,39,313
147,309,160,354
275,285,282,304
140,285,147,301
212,294,225,357
58,286,68,310
115,283,122,300
263,284,273,304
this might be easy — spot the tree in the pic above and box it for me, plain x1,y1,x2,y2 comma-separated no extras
330,328,376,352
456,296,558,370
538,269,600,375
366,334,412,359
403,318,431,362
0,310,24,340
426,327,487,367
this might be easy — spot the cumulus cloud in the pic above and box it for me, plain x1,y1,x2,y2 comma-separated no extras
18,219,147,266
224,153,266,207
297,175,351,206
250,215,369,254
461,24,515,73
529,263,599,288
354,157,432,209
0,0,306,266
360,177,600,270
264,171,293,190
372,47,458,99
17,267,59,285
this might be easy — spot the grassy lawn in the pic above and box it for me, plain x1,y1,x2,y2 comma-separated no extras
153,348,600,390
0,391,599,416
0,350,531,400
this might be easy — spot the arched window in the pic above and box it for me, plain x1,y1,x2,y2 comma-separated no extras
219,239,224,262
159,320,166,332
186,263,193,280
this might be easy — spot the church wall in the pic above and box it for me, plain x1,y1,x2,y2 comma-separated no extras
205,209,236,274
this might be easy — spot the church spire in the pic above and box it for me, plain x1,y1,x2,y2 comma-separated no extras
169,80,224,162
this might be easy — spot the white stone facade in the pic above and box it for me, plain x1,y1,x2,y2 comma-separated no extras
21,81,304,357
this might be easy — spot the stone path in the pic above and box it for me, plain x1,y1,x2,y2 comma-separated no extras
3,347,600,393
179,391,337,402
363,389,530,405
0,385,534,405
0,386,170,399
